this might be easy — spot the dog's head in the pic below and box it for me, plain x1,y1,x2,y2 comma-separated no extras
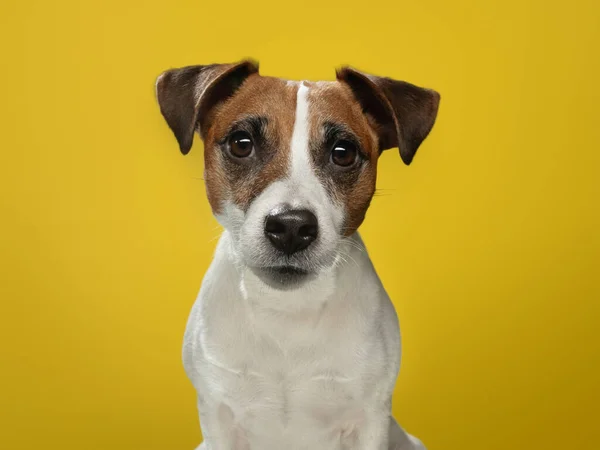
156,60,439,286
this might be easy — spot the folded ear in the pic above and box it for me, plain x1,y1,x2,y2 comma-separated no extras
336,67,440,165
155,60,259,154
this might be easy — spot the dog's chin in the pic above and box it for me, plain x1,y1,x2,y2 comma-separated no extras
238,237,339,290
249,265,318,290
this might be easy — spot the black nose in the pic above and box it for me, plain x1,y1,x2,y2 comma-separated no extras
264,208,318,255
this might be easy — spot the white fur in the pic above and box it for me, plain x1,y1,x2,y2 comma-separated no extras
185,84,426,450
290,83,315,185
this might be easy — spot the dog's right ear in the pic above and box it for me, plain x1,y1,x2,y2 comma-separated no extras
336,67,440,165
155,60,259,154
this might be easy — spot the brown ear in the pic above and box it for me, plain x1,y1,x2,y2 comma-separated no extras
336,67,440,165
155,60,259,154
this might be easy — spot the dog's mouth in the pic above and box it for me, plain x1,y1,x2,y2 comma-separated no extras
252,265,314,289
269,266,309,276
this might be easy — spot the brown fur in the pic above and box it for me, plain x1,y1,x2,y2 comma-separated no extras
307,82,381,235
199,77,384,234
202,76,381,233
201,75,298,214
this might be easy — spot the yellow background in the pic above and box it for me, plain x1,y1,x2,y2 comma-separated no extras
1,0,599,449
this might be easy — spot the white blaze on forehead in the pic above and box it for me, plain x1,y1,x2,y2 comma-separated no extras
289,82,318,190
280,83,344,234
286,81,345,232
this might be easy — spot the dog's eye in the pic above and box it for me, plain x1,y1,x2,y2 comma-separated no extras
228,131,254,158
331,140,358,167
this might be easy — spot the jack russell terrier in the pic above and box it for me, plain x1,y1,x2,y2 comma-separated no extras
155,60,440,450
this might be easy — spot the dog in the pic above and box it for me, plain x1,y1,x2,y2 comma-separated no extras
155,60,440,450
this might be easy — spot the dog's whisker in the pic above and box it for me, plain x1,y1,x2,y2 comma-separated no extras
207,234,222,244
340,238,366,254
336,248,360,270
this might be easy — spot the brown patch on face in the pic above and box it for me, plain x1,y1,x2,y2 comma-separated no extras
306,82,381,235
201,76,299,214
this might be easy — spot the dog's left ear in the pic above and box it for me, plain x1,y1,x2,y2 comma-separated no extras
155,60,259,154
336,67,440,165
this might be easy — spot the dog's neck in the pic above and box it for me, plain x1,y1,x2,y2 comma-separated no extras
210,230,377,318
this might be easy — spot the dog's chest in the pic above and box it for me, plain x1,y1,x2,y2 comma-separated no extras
189,299,384,439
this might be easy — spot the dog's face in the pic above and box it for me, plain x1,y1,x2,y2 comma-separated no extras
156,61,439,285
